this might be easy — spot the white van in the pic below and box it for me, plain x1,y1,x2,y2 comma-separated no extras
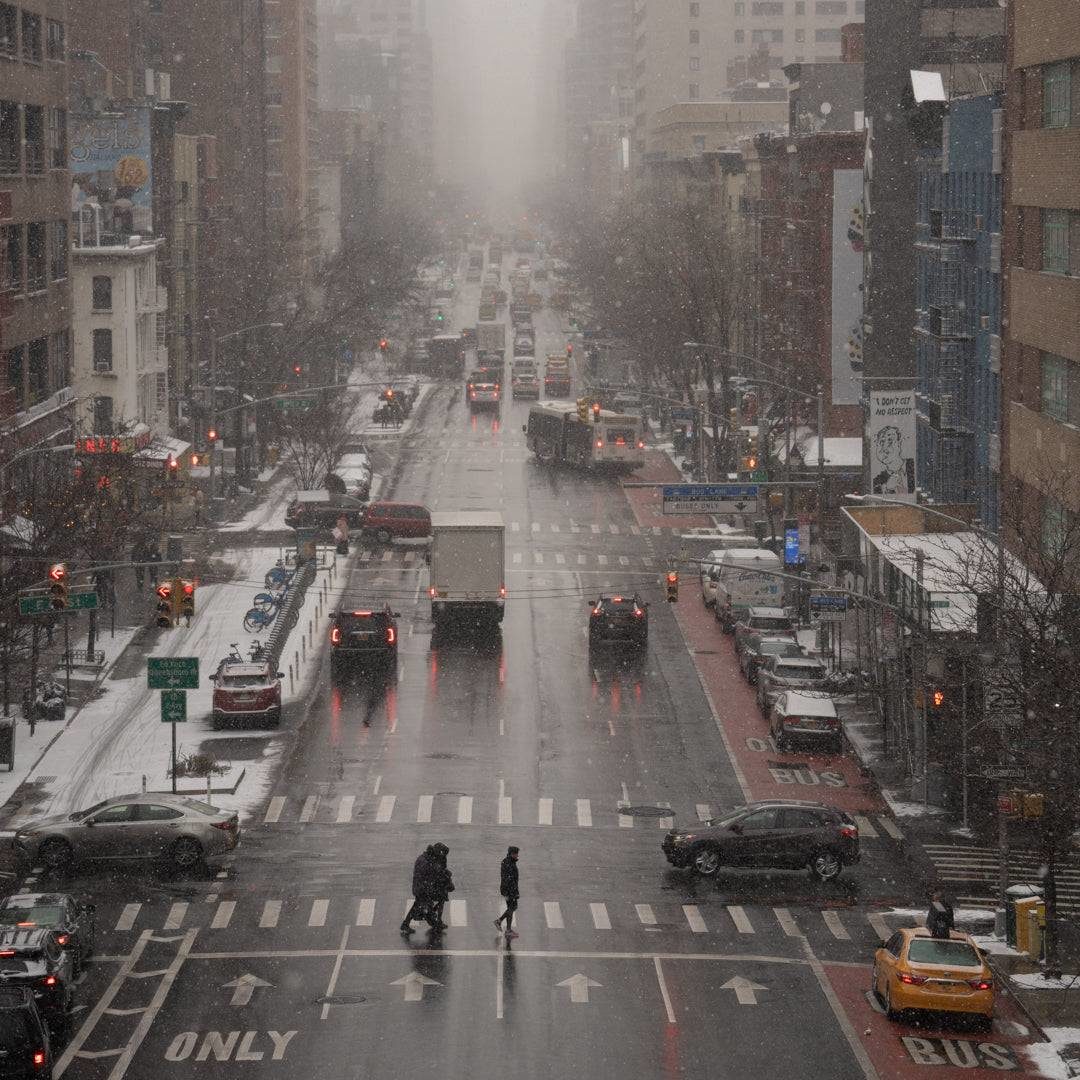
711,547,784,631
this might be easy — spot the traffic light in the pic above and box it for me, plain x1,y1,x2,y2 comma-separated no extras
435,311,444,324
666,571,679,603
155,581,174,628
179,580,195,625
566,344,573,357
48,563,67,611
930,688,946,708
591,402,601,422
207,427,218,443
292,363,303,377
190,453,200,467
577,397,589,422
167,456,179,482
379,338,389,353
1022,792,1045,820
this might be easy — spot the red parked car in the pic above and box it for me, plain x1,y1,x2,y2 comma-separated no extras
359,502,432,543
210,661,283,730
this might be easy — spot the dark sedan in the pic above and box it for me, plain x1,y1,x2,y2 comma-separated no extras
588,595,648,648
0,894,95,977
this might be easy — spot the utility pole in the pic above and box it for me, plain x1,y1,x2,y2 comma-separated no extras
816,386,826,552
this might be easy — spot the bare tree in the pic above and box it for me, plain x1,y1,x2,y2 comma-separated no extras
274,397,356,491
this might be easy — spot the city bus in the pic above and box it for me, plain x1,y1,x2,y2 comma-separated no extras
524,403,646,472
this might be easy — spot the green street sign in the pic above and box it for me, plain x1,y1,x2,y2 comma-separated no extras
68,590,99,611
750,469,769,482
18,595,51,616
147,657,199,690
274,397,314,411
160,689,187,723
18,590,99,615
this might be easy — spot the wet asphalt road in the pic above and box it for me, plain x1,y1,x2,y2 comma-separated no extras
40,277,930,1080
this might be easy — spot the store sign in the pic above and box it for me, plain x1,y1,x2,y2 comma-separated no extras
76,432,153,455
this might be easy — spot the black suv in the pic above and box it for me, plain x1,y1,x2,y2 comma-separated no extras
284,492,366,530
330,606,400,672
0,894,95,978
0,986,52,1078
0,929,74,1034
661,800,860,882
588,595,648,648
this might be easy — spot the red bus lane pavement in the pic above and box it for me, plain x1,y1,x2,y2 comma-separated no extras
622,452,714,531
825,962,1048,1077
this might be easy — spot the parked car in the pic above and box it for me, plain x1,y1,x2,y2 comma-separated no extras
210,660,283,729
661,799,859,881
738,633,806,683
0,986,53,1078
325,448,373,502
359,502,432,543
0,929,74,1033
13,794,241,872
0,894,95,977
330,606,400,673
732,607,798,656
770,691,842,754
756,654,829,714
284,491,366,530
873,928,994,1028
588,595,648,649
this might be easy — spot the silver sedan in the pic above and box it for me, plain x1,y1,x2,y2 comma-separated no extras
13,793,240,872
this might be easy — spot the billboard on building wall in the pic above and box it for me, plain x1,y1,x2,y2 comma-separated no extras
868,390,917,501
830,168,864,406
70,106,153,247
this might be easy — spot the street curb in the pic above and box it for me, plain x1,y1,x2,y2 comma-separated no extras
985,953,1054,1046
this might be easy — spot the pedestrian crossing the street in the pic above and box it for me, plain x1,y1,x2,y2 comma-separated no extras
924,843,1080,914
94,893,921,949
252,791,905,842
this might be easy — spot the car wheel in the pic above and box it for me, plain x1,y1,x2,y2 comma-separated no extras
376,528,391,544
809,850,842,881
40,838,74,872
831,736,843,755
211,712,223,731
870,964,881,1003
171,837,204,871
691,844,721,877
269,708,281,728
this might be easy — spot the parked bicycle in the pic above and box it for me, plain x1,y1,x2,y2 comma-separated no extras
264,561,297,590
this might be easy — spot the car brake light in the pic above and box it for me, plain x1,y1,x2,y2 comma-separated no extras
839,824,858,839
33,1050,45,1066
470,390,477,399
353,610,373,616
968,979,992,990
330,626,342,645
386,626,396,645
0,950,14,957
591,606,602,616
899,973,927,985
637,440,646,449
634,607,644,618
212,819,238,831
499,585,506,599
43,975,56,987
55,934,68,945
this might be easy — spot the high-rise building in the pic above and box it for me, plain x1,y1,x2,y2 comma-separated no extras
0,0,75,501
1001,0,1080,546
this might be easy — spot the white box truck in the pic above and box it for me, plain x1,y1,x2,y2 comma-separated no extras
711,547,784,631
429,512,506,629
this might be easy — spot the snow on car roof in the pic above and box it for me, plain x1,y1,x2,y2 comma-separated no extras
781,692,837,716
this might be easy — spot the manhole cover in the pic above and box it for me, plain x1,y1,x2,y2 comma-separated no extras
693,650,718,656
315,995,366,1006
620,805,673,818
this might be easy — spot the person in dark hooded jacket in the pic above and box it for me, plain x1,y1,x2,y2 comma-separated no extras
428,843,453,932
401,845,439,934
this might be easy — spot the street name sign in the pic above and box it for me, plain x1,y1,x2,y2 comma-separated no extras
981,765,1027,781
67,590,100,611
147,657,199,690
18,589,100,616
661,483,760,516
160,689,187,723
669,406,696,422
810,594,849,612
273,397,315,412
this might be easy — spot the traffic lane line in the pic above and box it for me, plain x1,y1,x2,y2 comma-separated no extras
673,594,887,814
823,961,1042,1079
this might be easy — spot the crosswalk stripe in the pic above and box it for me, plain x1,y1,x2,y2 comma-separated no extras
544,902,564,929
652,526,661,535
727,906,754,934
449,899,467,927
867,914,892,942
550,523,560,533
617,801,633,828
511,522,520,532
458,796,473,824
359,549,371,563
590,903,611,930
854,815,878,839
683,905,707,933
609,524,619,535
309,899,329,927
403,551,415,565
356,899,375,926
337,796,354,823
164,903,187,931
878,817,904,841
570,523,580,533
381,549,393,562
658,801,674,829
264,796,285,824
211,901,235,930
299,796,318,823
630,525,641,535
531,522,540,533
498,796,513,825
823,911,850,940
260,901,281,928
577,799,592,827
417,795,433,824
636,904,657,926
696,804,712,822
773,907,800,937
538,798,553,826
376,795,396,823
116,903,140,931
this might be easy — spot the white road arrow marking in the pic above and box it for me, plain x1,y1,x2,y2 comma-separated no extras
222,973,272,1006
719,976,768,1005
391,972,441,1002
556,973,602,1004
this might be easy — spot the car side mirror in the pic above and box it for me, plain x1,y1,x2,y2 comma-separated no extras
521,424,526,433
878,939,886,948
277,672,285,679
730,823,743,835
84,819,96,827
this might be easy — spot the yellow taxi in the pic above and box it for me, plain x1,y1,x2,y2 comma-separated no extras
872,927,994,1028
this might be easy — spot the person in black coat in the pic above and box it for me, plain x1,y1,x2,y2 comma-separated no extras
927,889,955,939
494,845,520,939
429,843,453,932
401,845,438,934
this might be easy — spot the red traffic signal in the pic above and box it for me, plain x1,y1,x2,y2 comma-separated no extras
666,570,679,603
930,689,945,708
379,338,389,352
566,344,573,357
156,582,172,601
292,364,303,376
207,427,218,442
48,563,66,583
591,402,601,420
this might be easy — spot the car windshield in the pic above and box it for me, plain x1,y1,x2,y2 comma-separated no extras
752,617,792,631
0,904,63,926
759,640,803,656
217,673,270,688
706,806,749,827
69,799,112,821
776,663,826,679
339,612,391,628
907,939,983,967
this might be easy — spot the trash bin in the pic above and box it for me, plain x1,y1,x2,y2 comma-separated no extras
1023,903,1046,961
1005,884,1043,947
0,718,14,770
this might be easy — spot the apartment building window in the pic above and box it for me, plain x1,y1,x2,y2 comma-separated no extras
734,2,745,15
1041,351,1070,421
1042,61,1072,129
24,104,44,173
735,29,745,42
752,2,784,14
689,30,699,44
49,220,66,281
0,101,18,173
689,1,700,13
693,135,706,152
753,28,782,43
51,328,70,386
855,0,865,12
6,346,22,405
47,106,65,168
45,18,64,60
92,329,113,372
3,223,21,293
795,0,805,11
1042,497,1071,560
795,28,805,42
689,56,700,70
21,11,40,62
92,275,112,311
26,337,46,403
816,1,846,13
25,222,45,291
92,395,113,431
689,83,700,100
155,372,167,411
815,27,842,43
148,0,163,10
1042,209,1076,274
0,4,15,57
